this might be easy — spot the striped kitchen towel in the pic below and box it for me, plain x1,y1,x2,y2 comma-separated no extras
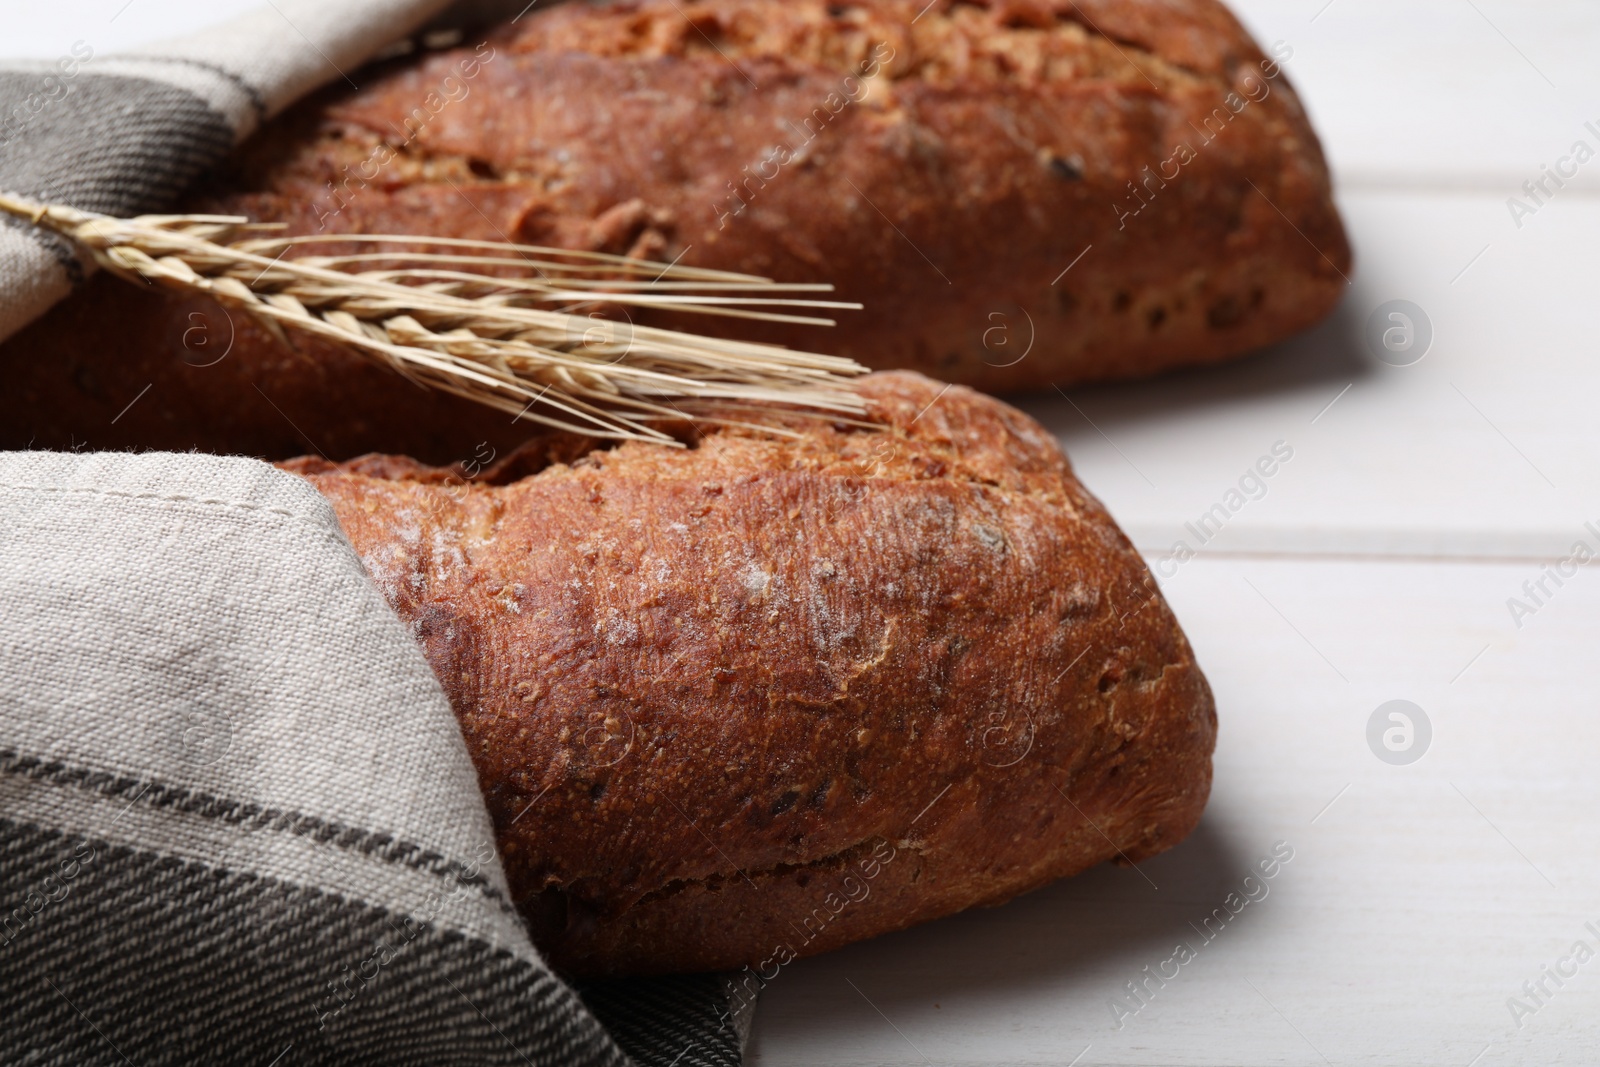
0,448,754,1066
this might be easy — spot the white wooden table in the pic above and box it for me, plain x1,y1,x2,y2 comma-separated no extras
754,4,1600,1064
13,3,1600,1064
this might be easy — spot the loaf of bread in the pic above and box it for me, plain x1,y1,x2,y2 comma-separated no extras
0,0,1347,463
284,372,1216,976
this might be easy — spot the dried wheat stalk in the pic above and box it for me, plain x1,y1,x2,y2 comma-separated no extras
0,192,870,443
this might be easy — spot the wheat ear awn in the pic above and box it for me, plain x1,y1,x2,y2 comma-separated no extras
0,192,871,444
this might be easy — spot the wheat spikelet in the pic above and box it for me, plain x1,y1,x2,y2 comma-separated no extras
0,192,871,444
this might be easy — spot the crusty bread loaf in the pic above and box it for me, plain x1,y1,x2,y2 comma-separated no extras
283,372,1215,976
0,0,1346,463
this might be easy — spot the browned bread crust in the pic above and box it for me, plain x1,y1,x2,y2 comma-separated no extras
284,372,1216,976
0,0,1347,462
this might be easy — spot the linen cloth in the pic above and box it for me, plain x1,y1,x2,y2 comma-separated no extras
0,2,756,1062
0,450,753,1065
